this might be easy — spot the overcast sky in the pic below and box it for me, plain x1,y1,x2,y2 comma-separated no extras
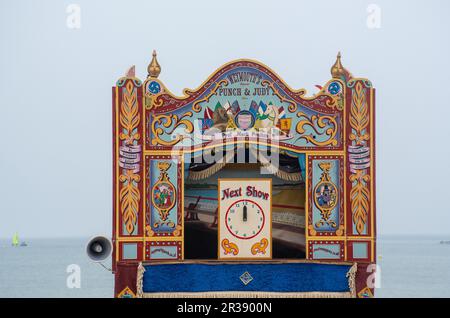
1,0,449,238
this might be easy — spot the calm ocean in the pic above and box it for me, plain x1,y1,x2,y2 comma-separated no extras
1,236,449,298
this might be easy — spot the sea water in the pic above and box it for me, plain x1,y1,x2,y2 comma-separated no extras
0,236,449,298
0,238,112,298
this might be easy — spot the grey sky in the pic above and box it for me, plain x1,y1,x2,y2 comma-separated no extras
1,0,449,238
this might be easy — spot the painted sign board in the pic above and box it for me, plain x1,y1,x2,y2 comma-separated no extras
218,179,272,260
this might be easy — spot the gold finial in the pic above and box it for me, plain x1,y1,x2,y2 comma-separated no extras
147,50,161,78
331,52,345,79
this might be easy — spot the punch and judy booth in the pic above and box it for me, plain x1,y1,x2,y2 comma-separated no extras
112,52,376,298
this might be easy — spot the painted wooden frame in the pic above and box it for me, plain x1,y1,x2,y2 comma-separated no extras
112,52,376,298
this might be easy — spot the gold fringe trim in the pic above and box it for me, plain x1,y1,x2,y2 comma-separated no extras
188,162,227,181
252,147,302,182
136,262,146,298
346,262,358,298
188,148,234,181
188,147,302,182
141,291,352,298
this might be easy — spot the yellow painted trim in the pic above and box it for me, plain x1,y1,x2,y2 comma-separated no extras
343,84,348,261
346,236,375,240
142,138,146,260
305,155,309,259
371,239,375,262
307,236,374,241
145,143,345,156
115,86,120,263
118,237,183,242
370,88,375,262
181,155,185,260
307,237,346,241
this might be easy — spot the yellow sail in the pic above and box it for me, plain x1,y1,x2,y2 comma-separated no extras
12,233,19,246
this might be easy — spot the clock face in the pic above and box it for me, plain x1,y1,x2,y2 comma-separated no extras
218,179,272,260
225,199,265,240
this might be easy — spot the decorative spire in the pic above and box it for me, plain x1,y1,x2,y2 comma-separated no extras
147,50,161,78
331,52,345,79
125,65,135,78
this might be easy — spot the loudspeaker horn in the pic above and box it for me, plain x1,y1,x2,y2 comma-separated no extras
86,236,112,262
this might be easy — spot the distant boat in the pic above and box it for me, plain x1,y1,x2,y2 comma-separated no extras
12,233,19,247
12,233,27,247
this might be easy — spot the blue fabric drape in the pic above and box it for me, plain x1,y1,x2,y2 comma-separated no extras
142,262,351,293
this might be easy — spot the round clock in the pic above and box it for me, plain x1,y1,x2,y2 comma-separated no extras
225,199,265,240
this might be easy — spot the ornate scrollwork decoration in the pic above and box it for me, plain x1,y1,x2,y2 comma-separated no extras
151,112,194,146
295,112,338,146
119,81,141,145
308,224,317,236
192,79,229,112
325,95,341,111
335,225,345,236
119,170,141,235
145,225,154,237
251,238,269,255
349,170,370,235
313,162,338,229
221,239,239,255
173,225,182,237
349,82,369,145
260,80,298,112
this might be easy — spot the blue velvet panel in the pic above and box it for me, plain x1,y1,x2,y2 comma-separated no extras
142,262,351,293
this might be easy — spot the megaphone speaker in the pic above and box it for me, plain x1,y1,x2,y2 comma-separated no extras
86,236,112,262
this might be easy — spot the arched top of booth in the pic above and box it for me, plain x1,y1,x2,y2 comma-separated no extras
113,52,374,153
151,58,343,114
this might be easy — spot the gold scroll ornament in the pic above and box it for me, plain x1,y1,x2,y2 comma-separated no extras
251,238,269,255
150,112,194,146
221,239,239,255
296,112,338,147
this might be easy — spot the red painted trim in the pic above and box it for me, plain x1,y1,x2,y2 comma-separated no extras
372,88,377,247
112,86,117,272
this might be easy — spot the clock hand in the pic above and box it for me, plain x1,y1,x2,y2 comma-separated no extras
243,205,247,222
